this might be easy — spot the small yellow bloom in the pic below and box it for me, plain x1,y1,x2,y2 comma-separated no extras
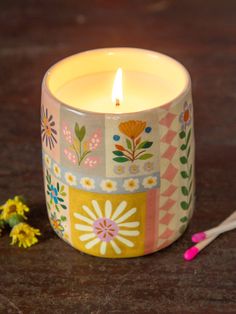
0,196,29,220
10,223,41,248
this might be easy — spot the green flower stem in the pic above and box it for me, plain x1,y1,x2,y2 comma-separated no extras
134,150,146,159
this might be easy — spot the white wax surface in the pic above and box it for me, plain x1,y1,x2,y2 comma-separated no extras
55,71,176,113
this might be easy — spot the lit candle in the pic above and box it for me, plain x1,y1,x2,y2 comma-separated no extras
42,48,195,258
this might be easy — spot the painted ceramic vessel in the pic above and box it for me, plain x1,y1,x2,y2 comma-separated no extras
41,48,195,258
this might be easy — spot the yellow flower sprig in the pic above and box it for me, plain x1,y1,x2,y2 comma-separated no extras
0,196,41,248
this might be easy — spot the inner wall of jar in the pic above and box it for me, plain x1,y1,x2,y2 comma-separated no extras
45,48,190,111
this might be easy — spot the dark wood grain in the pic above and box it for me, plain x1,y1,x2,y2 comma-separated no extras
0,0,236,313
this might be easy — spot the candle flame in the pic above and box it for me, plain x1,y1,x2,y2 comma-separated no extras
112,68,123,106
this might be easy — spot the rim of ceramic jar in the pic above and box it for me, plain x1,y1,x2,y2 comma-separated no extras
42,47,191,116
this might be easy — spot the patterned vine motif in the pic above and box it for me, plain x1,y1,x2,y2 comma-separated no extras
113,120,153,163
63,123,102,168
179,102,193,233
46,170,67,211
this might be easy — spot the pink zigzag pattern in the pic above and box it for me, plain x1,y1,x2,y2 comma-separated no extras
157,110,178,249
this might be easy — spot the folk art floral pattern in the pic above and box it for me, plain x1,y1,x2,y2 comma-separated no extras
113,120,153,163
73,200,140,256
42,96,194,257
63,122,102,168
45,170,69,238
179,102,194,233
41,105,57,150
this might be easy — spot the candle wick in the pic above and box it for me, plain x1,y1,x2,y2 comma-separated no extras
115,98,120,107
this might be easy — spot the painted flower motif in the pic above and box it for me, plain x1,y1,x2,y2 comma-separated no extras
129,164,140,174
123,178,139,192
10,222,41,248
179,102,192,129
100,180,117,193
50,212,64,235
53,163,61,178
142,176,158,189
87,129,102,151
64,149,77,165
80,177,95,190
74,200,140,255
46,171,67,211
63,123,102,168
49,185,59,204
44,154,51,168
65,172,77,186
62,123,73,144
143,161,154,172
41,106,57,149
84,156,100,169
119,120,146,139
113,165,125,175
113,120,153,163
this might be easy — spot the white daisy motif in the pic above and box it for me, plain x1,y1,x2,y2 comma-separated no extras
80,177,95,190
44,154,51,168
53,163,61,178
74,200,140,255
100,179,117,192
123,178,139,192
65,172,77,186
142,176,157,189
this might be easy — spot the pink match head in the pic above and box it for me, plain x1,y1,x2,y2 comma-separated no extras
184,246,199,261
191,232,206,243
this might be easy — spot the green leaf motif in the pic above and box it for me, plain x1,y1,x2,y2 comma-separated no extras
113,157,129,163
181,201,189,210
47,184,51,191
137,141,153,149
181,144,186,150
61,216,67,221
60,192,67,197
79,126,86,141
138,153,153,160
113,150,124,156
126,139,132,150
75,123,86,142
61,204,67,210
57,182,60,192
180,156,188,164
179,130,186,139
180,216,188,223
57,197,64,202
181,171,189,179
46,171,51,184
181,186,189,196
75,123,80,140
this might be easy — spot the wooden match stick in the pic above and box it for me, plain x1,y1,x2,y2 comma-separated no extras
192,219,236,243
184,210,236,261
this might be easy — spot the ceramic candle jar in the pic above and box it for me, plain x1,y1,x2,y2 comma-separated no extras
41,48,195,258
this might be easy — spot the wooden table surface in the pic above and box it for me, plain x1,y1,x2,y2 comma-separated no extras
0,0,236,313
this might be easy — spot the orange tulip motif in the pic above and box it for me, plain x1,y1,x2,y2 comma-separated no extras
113,120,153,163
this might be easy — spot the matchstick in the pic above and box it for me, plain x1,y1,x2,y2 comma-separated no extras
192,220,236,243
184,210,236,261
